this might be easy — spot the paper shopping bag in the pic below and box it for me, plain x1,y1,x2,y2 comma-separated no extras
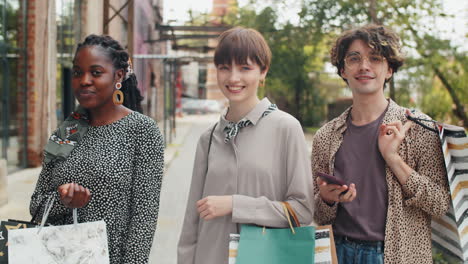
235,224,315,264
428,123,468,262
0,220,36,264
0,194,54,263
235,202,315,264
315,225,338,264
8,197,110,264
406,113,468,261
8,220,109,264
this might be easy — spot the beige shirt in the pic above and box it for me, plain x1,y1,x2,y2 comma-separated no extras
178,98,314,264
312,99,450,264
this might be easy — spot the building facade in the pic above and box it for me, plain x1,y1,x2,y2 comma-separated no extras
0,0,166,174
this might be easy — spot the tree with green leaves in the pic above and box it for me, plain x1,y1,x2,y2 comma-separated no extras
301,0,467,128
224,2,332,125
184,0,466,128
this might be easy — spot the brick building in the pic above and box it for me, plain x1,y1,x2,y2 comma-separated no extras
205,0,236,101
0,0,166,174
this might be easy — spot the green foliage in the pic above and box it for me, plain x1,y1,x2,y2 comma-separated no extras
300,0,467,127
224,3,332,125
0,1,20,48
399,26,466,124
187,0,467,127
412,36,468,125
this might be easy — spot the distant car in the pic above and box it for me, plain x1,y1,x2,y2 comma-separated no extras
182,98,222,114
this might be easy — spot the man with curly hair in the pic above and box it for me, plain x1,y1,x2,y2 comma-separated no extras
312,24,450,263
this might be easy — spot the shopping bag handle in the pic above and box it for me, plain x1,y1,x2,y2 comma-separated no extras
37,196,79,233
38,195,55,233
406,111,439,134
30,193,56,224
283,202,300,227
280,202,301,234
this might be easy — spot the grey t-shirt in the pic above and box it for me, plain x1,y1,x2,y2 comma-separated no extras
333,108,388,241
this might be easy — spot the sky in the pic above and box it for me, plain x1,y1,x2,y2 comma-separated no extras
437,0,468,49
163,0,468,51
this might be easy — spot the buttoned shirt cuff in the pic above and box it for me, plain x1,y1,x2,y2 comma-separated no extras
314,194,338,225
401,170,420,199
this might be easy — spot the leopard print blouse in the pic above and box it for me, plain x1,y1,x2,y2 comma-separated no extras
312,99,450,264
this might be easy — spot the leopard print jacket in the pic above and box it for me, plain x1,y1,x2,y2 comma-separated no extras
312,99,450,264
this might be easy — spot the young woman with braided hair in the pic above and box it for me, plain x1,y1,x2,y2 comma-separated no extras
30,34,164,263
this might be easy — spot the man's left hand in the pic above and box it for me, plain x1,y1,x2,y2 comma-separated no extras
378,118,412,166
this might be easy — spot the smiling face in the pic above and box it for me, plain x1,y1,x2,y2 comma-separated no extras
340,39,393,96
72,46,123,110
216,58,267,106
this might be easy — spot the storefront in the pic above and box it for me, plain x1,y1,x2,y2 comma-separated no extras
0,0,81,170
0,0,28,170
1,0,170,170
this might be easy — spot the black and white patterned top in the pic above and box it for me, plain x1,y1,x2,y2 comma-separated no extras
30,111,164,264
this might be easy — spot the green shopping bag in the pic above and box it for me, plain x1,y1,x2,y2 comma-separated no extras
236,202,315,264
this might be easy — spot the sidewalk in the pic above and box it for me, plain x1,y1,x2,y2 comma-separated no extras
0,115,197,222
0,167,41,221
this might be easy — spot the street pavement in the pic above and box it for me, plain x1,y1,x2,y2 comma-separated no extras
0,166,41,221
149,114,218,264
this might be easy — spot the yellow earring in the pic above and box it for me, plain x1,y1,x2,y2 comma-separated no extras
259,79,266,87
113,82,124,105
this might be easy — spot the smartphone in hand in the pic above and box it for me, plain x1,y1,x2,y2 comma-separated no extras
316,172,346,186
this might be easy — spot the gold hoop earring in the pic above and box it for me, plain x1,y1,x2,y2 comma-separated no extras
113,90,124,105
113,82,124,105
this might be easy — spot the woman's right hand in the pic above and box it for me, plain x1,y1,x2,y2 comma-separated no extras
58,183,91,208
317,177,357,205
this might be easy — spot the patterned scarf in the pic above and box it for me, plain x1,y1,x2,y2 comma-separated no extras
223,104,277,143
43,106,90,164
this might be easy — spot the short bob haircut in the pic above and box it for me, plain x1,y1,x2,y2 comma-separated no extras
214,27,271,73
330,24,404,84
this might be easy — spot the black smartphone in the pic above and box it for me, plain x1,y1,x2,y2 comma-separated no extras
317,172,347,186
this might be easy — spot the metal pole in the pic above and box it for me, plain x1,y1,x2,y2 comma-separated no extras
163,59,167,147
60,0,64,56
133,54,213,60
21,0,28,168
127,0,134,57
170,61,175,143
172,62,177,139
103,0,109,34
1,0,9,160
76,0,82,41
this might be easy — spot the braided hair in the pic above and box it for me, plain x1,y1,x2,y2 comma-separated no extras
75,34,143,113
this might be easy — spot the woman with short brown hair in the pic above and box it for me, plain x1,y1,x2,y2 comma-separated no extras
177,27,314,264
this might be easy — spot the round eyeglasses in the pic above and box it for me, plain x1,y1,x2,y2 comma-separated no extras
344,53,386,69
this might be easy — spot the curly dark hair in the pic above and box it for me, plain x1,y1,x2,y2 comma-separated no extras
330,24,404,86
74,34,143,113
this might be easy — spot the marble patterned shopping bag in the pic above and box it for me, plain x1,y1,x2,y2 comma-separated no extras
0,220,36,264
8,220,110,264
8,197,110,264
